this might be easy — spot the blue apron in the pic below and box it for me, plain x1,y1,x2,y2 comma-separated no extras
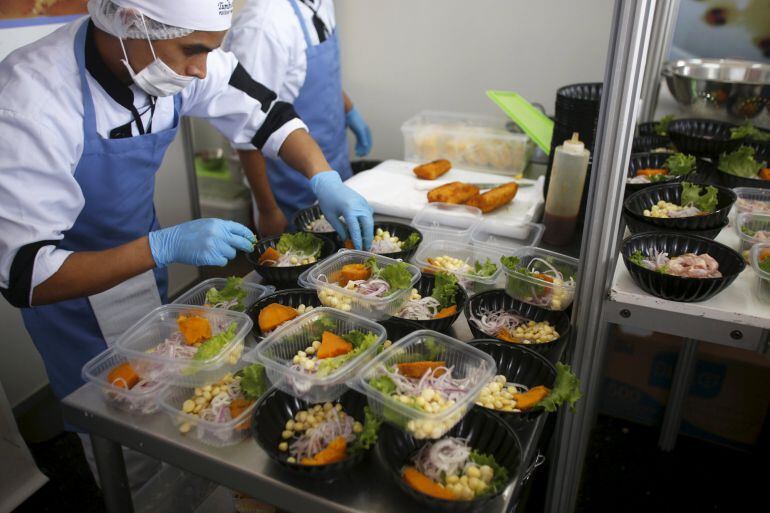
20,20,179,401
265,0,352,223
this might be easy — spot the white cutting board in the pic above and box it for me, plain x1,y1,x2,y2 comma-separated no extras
345,160,544,222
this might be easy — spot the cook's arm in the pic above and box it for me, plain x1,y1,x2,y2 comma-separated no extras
237,150,288,236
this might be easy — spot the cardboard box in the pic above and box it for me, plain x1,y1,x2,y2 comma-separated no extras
599,326,770,450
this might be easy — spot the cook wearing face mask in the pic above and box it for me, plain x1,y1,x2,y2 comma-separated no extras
0,0,372,495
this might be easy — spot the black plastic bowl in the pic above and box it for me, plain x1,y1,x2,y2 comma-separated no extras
621,233,745,302
556,82,603,108
637,121,666,137
247,288,322,340
336,221,423,262
632,135,673,154
251,389,370,480
379,316,424,342
468,339,557,429
247,234,336,288
377,407,521,512
623,211,727,240
668,118,741,158
623,182,736,230
391,273,467,333
625,153,715,197
466,289,570,362
717,157,770,190
292,205,336,235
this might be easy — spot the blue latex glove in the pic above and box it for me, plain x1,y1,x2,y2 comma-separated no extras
148,218,255,268
345,106,372,157
311,171,374,250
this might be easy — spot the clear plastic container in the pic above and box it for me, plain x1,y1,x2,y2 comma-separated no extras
113,305,253,387
411,203,482,245
412,240,503,294
401,111,534,175
470,219,545,254
736,212,770,258
173,278,275,312
246,307,387,403
81,348,168,415
158,385,257,447
350,330,496,439
501,247,578,311
734,187,770,215
750,243,770,304
298,250,421,321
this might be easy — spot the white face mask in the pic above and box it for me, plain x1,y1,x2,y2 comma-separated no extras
119,13,195,97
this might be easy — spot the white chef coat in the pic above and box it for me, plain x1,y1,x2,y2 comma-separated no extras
0,18,306,297
224,0,336,102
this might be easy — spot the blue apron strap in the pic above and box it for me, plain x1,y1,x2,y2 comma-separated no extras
73,19,99,142
288,0,314,50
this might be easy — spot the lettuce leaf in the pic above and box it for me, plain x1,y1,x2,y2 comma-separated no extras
718,146,766,178
401,232,421,250
537,363,581,413
205,276,247,311
629,250,645,267
193,322,238,361
468,451,509,495
730,121,770,141
430,272,458,309
349,406,382,454
471,258,497,278
501,255,546,298
759,256,770,274
276,232,323,257
680,182,718,213
366,257,413,291
653,114,675,136
238,364,268,401
664,153,696,176
369,374,396,395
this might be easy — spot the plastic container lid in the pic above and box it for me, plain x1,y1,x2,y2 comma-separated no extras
349,330,496,439
410,203,482,244
246,307,386,403
734,187,770,215
750,243,770,304
735,212,770,250
412,240,503,293
469,219,545,254
113,305,253,387
500,246,578,311
158,383,258,447
81,347,168,415
173,278,275,312
298,250,421,321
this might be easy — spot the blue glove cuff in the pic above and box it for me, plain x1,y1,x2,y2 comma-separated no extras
148,230,168,269
310,170,341,195
345,106,360,126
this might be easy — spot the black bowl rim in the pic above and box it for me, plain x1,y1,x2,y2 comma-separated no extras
620,232,746,282
623,181,737,225
247,234,336,272
626,152,713,184
667,118,739,139
292,204,337,234
622,212,729,239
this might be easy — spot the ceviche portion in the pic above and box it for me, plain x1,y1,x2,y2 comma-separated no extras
470,308,559,345
277,402,381,465
202,277,249,311
289,327,382,378
629,250,722,278
318,257,414,311
627,152,696,185
643,182,718,218
426,255,497,279
258,233,323,267
500,254,576,311
95,357,165,414
354,228,420,255
719,146,770,181
402,438,508,501
475,363,580,414
305,214,336,233
398,272,459,321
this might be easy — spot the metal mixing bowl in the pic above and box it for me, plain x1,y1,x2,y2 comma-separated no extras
663,58,770,128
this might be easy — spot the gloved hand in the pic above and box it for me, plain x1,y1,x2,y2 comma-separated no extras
345,106,372,157
311,171,373,250
148,218,255,268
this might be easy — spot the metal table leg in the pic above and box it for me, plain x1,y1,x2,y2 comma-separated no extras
90,434,135,513
658,338,699,451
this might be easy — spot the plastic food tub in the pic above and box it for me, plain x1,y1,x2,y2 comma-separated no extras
81,348,168,415
401,110,534,175
469,219,545,254
735,212,770,257
350,330,496,439
501,247,578,311
113,305,253,387
246,307,386,402
173,278,275,312
412,240,503,294
410,203,482,245
734,187,770,215
158,384,258,447
750,243,770,304
298,250,421,321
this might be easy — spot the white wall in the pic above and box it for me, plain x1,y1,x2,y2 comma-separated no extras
336,0,614,160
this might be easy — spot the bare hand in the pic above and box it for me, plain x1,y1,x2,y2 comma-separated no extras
258,207,288,237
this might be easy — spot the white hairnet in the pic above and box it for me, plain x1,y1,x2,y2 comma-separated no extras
88,0,194,40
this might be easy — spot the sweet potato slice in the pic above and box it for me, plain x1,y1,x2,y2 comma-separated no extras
512,385,551,411
108,363,140,389
402,467,456,500
397,361,446,379
433,305,457,319
317,331,353,359
344,239,355,249
177,315,212,345
496,329,522,344
258,303,299,333
339,263,370,286
759,168,770,181
635,168,667,177
300,436,348,465
229,397,254,431
258,247,282,266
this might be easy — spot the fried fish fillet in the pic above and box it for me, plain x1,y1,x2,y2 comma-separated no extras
466,182,519,213
413,159,452,180
427,181,480,204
